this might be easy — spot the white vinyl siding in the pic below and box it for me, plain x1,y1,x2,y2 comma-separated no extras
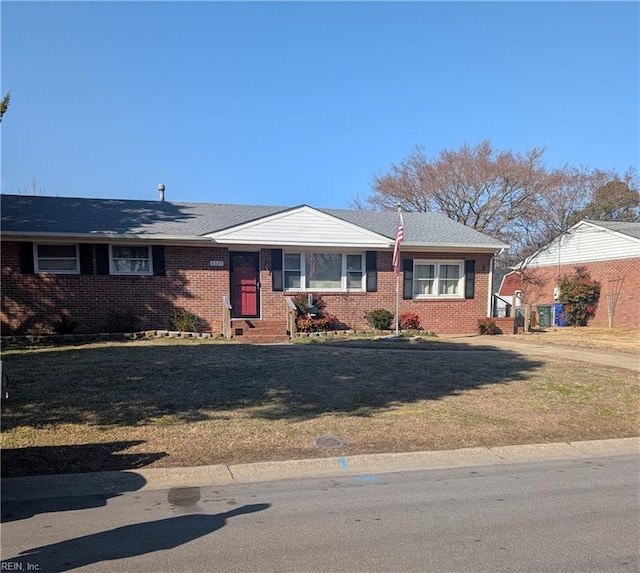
110,245,152,275
413,260,464,299
523,222,640,268
284,252,365,291
208,206,391,248
35,244,80,274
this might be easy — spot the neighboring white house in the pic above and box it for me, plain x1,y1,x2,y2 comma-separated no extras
515,220,640,328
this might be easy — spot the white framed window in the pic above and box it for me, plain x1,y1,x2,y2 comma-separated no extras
110,245,152,275
35,244,80,274
284,253,302,289
283,252,364,291
346,254,363,289
413,260,464,298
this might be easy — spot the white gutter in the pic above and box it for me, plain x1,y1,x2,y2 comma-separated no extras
1,231,214,245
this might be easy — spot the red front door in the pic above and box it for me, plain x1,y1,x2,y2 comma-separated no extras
230,252,260,318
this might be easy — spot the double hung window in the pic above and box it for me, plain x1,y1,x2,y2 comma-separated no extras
413,260,463,298
35,244,79,273
111,245,152,275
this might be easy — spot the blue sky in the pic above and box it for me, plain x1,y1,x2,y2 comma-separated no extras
2,1,638,208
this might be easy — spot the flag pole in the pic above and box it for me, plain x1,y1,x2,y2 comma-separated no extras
393,204,403,336
395,268,400,336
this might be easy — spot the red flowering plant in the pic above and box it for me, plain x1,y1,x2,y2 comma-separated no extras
558,267,601,326
399,312,422,331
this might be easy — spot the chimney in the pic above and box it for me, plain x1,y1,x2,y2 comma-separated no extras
157,183,165,202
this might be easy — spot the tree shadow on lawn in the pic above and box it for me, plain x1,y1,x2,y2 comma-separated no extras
1,440,167,478
1,339,545,427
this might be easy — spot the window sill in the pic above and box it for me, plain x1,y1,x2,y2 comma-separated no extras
413,296,465,301
284,290,366,295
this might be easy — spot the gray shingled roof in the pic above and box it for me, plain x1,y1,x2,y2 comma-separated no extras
0,195,284,237
322,208,506,247
587,220,640,240
1,194,507,249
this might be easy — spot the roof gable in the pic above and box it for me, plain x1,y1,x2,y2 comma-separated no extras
206,205,393,248
517,219,640,268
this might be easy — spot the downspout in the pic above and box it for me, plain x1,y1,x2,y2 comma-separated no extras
487,255,495,317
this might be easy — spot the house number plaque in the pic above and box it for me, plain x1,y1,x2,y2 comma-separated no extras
209,260,224,267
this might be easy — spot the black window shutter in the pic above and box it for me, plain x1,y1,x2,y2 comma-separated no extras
96,244,110,275
19,242,34,274
365,251,377,292
152,245,166,276
271,249,283,292
402,258,413,300
79,244,93,275
465,259,476,299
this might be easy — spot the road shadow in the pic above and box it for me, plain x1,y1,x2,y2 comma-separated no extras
1,440,165,520
1,503,270,573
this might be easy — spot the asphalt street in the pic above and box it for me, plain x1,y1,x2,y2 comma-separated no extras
2,453,638,573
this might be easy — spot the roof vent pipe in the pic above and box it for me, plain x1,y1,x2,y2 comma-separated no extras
157,183,165,202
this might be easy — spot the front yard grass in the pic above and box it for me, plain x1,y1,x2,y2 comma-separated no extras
1,336,638,477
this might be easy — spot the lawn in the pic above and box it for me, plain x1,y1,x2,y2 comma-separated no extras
1,335,638,477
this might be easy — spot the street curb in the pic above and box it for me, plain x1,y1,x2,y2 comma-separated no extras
2,438,638,502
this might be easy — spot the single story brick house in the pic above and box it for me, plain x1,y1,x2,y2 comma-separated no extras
1,193,508,338
514,220,640,328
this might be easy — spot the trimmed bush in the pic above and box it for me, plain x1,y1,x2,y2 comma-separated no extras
104,309,140,333
477,318,497,335
365,309,394,330
53,315,78,335
170,309,199,332
295,315,340,333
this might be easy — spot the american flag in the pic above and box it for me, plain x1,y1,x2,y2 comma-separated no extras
392,210,404,274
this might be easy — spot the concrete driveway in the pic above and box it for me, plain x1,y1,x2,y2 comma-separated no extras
445,335,640,372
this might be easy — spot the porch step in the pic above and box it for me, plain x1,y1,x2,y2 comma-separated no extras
237,334,291,344
231,320,290,344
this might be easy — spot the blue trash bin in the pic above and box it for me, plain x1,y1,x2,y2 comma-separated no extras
553,303,568,327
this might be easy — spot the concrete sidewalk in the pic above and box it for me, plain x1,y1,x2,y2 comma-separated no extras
3,438,638,502
444,335,640,372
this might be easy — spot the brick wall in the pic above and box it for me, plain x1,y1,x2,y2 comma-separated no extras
1,242,228,335
260,249,493,335
520,258,640,328
2,242,494,336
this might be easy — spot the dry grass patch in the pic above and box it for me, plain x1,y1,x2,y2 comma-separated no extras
1,338,638,477
512,326,640,354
